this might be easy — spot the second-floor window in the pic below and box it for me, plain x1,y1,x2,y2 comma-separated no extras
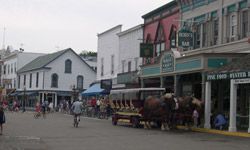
65,59,72,73
36,72,39,87
18,75,20,89
122,60,125,73
11,64,13,74
3,65,6,74
111,55,114,74
51,73,58,88
155,24,165,57
230,14,237,38
29,74,32,88
8,65,10,74
14,63,17,73
212,19,219,45
194,24,201,49
23,75,26,86
134,58,138,71
128,61,131,72
242,11,248,38
101,58,104,76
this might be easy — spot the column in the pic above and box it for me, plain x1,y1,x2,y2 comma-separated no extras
160,77,164,88
174,75,180,97
201,73,206,102
204,81,211,129
140,78,144,88
229,79,237,132
248,95,250,133
55,93,58,108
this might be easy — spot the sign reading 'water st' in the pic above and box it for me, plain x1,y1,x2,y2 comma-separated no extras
207,72,250,80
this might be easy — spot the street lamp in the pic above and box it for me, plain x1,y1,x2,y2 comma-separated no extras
22,86,26,112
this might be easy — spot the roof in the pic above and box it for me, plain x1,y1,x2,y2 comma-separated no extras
81,83,109,96
18,48,96,73
97,25,122,37
209,54,250,74
142,0,177,19
117,24,143,37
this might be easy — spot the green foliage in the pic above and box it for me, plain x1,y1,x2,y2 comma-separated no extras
79,50,97,57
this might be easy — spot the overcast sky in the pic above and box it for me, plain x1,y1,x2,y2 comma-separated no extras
0,0,171,54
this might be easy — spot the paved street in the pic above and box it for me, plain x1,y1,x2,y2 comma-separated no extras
0,112,250,150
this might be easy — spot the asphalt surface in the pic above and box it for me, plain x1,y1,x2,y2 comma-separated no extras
0,112,250,150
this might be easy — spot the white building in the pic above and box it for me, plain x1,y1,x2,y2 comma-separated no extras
116,25,143,86
16,48,96,107
82,56,97,71
97,25,122,83
1,51,44,89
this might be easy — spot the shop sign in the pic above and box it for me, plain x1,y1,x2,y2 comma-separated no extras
233,78,250,84
140,43,153,58
207,71,250,81
161,53,174,73
178,28,193,48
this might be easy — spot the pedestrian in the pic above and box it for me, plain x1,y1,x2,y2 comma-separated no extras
41,102,46,118
213,112,227,130
192,107,199,128
0,106,6,135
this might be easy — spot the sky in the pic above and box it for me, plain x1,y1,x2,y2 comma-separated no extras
0,0,171,54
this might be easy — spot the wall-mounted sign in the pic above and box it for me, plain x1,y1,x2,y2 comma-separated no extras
207,71,250,81
140,43,153,58
233,78,250,84
178,28,193,48
161,53,174,73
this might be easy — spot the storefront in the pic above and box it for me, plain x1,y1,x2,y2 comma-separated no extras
205,54,250,133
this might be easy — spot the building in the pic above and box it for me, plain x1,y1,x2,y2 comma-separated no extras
117,24,143,88
97,25,122,85
140,1,180,92
16,48,96,108
81,56,97,71
177,0,250,132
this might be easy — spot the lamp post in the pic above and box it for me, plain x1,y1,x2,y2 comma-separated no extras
22,86,26,112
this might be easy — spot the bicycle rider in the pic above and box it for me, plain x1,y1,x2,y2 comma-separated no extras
71,99,83,124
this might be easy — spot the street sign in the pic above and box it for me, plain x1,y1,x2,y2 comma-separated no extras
140,43,153,58
178,28,193,48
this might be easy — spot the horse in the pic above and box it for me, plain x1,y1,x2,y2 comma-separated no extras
175,96,204,129
143,93,176,131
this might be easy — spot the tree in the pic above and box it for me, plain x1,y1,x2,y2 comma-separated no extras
79,50,97,58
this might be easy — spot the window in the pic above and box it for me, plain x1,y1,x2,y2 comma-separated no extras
65,59,72,73
101,58,104,76
122,60,125,73
128,61,131,72
194,24,201,49
29,74,32,88
51,73,58,88
230,14,237,37
77,75,84,89
14,63,17,73
134,58,138,71
155,24,165,56
111,55,114,74
242,11,248,38
18,75,20,88
8,65,10,74
202,23,207,47
3,65,6,74
11,64,13,74
24,75,26,86
36,72,39,87
14,78,16,88
212,19,219,45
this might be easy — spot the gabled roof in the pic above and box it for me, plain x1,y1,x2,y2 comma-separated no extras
18,48,96,73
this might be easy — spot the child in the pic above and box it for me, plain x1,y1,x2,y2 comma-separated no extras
0,106,6,135
192,108,199,128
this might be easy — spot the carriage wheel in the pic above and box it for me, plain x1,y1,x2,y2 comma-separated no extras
131,117,139,128
112,115,118,126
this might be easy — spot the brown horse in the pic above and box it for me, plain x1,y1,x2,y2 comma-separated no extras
175,96,204,128
143,94,176,130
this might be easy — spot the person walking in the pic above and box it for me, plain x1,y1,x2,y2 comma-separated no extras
0,106,6,135
192,107,199,128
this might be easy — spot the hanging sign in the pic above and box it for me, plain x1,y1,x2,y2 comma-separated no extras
161,53,174,73
140,43,154,58
178,28,193,48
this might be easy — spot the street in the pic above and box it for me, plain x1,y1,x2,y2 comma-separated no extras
0,112,250,150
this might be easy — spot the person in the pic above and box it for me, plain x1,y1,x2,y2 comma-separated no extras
0,106,6,135
192,108,199,127
41,102,46,118
214,113,227,130
49,102,54,113
71,99,83,125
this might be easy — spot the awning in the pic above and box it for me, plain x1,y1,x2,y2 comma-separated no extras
57,91,71,96
16,91,38,96
9,91,21,96
81,83,109,96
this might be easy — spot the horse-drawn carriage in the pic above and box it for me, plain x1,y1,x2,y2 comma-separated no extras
110,88,203,130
